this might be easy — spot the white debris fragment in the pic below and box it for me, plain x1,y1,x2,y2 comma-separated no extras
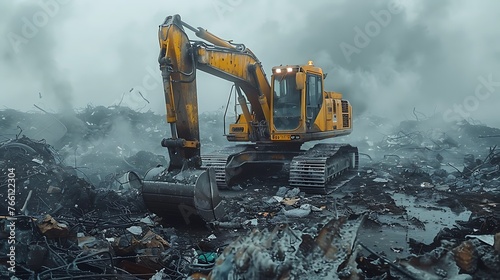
78,236,96,248
47,186,61,194
373,178,389,183
105,237,115,242
140,216,155,226
32,158,44,164
126,226,143,235
466,235,494,246
284,204,311,218
311,205,323,212
273,196,284,202
150,268,167,280
434,184,450,191
244,218,258,226
420,182,434,188
207,234,217,241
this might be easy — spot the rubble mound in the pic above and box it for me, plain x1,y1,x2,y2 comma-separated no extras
0,108,499,279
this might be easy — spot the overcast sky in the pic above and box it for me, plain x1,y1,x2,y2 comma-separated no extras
1,0,499,126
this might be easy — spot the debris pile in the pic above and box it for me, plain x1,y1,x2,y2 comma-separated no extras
0,136,167,278
209,217,361,280
0,108,499,279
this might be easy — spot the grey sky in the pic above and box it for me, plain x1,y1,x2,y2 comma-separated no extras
1,0,499,126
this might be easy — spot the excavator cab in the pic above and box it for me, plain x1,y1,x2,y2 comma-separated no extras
268,61,355,144
272,68,303,131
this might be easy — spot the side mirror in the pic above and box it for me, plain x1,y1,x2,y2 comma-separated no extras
296,72,305,90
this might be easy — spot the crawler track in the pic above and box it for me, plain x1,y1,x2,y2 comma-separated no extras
201,146,248,188
289,144,359,192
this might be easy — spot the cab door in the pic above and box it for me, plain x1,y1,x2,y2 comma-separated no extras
272,75,301,131
306,74,322,129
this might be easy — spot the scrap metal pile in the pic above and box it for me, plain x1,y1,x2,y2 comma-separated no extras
0,108,499,279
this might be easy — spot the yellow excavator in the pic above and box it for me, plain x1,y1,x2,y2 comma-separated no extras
141,15,358,223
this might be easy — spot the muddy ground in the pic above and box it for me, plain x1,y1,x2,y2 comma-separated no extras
0,107,499,279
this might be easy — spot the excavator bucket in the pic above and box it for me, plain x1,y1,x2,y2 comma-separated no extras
141,167,225,224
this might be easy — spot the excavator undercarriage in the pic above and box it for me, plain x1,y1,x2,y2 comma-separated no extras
201,144,358,193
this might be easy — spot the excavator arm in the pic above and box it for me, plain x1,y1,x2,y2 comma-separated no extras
158,14,272,170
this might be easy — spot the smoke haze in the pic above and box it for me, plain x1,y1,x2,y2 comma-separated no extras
1,0,499,126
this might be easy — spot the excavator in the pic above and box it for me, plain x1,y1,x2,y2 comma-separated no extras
141,15,358,224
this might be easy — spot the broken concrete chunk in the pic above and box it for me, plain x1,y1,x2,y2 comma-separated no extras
126,226,143,235
275,186,288,197
265,197,277,204
272,196,283,203
207,234,217,241
285,187,300,198
139,216,155,226
421,182,434,188
466,235,495,246
47,186,61,193
311,205,323,212
446,174,457,182
373,178,389,183
243,219,258,227
284,204,311,218
78,236,97,248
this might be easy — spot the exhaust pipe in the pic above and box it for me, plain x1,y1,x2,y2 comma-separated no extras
141,166,225,225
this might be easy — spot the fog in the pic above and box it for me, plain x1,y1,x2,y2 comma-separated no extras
1,0,499,127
